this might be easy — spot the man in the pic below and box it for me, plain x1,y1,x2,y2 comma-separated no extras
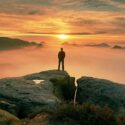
58,48,65,71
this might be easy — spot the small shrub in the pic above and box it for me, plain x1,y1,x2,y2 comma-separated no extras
50,103,125,125
117,115,125,125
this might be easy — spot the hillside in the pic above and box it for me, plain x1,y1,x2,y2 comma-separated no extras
0,37,43,50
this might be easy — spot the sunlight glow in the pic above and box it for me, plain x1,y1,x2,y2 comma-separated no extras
58,34,69,40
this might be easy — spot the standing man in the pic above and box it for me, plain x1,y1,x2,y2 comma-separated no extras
58,48,65,71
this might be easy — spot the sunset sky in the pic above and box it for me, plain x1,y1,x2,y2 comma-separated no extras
0,0,125,43
0,0,125,83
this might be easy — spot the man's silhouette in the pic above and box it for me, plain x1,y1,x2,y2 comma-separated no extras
58,48,65,71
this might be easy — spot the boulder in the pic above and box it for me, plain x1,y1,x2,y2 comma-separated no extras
0,70,75,118
76,77,125,115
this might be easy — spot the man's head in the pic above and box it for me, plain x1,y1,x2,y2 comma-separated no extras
61,48,63,51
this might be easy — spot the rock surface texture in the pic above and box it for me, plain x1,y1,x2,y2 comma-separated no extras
77,77,125,115
0,70,75,118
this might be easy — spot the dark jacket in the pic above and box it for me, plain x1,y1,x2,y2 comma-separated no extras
58,51,65,60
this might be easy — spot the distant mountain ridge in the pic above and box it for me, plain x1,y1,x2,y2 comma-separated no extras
63,42,111,48
84,43,110,47
112,45,125,49
0,37,43,50
63,42,125,50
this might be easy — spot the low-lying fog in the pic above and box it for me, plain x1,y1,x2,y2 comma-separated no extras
0,44,125,84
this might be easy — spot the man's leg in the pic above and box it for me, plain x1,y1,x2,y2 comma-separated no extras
58,60,61,70
62,59,64,71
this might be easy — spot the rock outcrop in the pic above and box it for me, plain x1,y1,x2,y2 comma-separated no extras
76,77,125,115
0,70,75,118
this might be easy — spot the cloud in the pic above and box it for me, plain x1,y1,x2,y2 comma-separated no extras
0,0,124,15
28,10,41,15
0,63,13,66
0,0,52,15
52,0,125,12
112,0,125,4
67,17,99,26
104,17,125,34
114,17,125,27
0,0,125,36
80,0,119,11
0,0,124,16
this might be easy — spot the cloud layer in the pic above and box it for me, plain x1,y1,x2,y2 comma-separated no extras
0,0,125,37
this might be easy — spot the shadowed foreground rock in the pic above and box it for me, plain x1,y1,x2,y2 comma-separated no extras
0,70,75,118
77,77,125,115
0,109,21,125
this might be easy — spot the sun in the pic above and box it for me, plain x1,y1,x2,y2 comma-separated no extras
58,34,69,40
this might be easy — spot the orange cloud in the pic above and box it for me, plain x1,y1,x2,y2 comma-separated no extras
0,0,125,43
